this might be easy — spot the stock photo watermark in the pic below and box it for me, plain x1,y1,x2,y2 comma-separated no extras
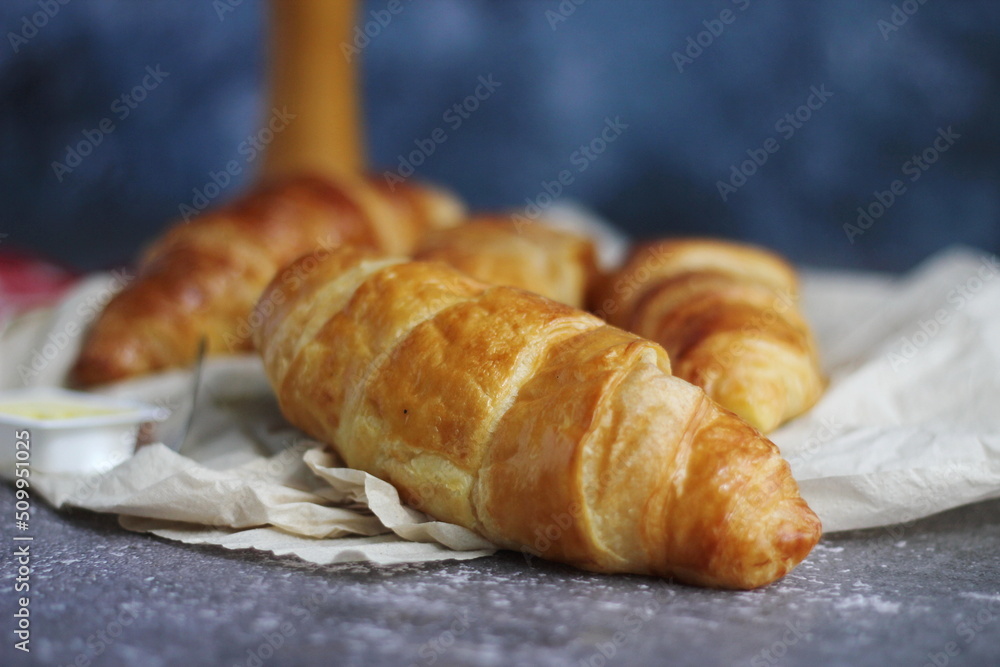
706,290,798,373
546,0,588,31
885,254,998,371
850,488,938,553
10,430,142,657
11,428,32,654
382,74,502,190
590,244,673,320
232,590,331,667
750,620,812,667
7,0,71,53
50,64,170,182
54,608,140,666
213,0,248,22
716,83,833,202
15,269,134,384
578,584,676,667
520,501,585,565
236,622,296,667
178,106,296,221
672,0,752,73
226,233,340,350
518,468,631,567
877,0,932,40
341,0,414,61
784,417,844,472
511,115,629,228
408,611,473,667
843,126,960,243
914,594,1000,667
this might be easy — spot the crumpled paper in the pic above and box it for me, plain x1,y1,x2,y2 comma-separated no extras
2,214,999,567
772,246,1000,531
16,355,495,565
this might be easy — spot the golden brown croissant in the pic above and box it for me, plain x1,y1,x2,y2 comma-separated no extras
252,246,821,589
589,239,824,433
413,216,598,308
71,174,464,386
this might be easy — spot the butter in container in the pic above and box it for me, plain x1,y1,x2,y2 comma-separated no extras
0,388,168,476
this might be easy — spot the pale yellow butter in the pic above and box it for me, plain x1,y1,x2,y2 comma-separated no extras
0,401,125,421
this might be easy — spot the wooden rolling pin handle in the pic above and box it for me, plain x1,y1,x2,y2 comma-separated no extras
263,0,365,181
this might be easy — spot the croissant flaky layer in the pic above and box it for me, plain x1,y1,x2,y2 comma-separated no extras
590,239,825,433
414,216,598,308
70,174,464,386
253,247,821,589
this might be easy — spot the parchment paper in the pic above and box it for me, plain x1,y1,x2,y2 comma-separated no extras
2,207,999,568
10,355,495,564
772,246,1000,531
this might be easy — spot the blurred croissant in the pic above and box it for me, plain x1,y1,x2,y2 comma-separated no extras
71,174,464,386
252,246,821,589
413,216,598,308
589,239,824,433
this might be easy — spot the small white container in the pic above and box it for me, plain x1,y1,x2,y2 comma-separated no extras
0,387,168,476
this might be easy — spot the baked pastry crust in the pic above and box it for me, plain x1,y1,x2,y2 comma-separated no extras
254,247,821,589
590,239,825,433
414,216,598,308
71,174,463,386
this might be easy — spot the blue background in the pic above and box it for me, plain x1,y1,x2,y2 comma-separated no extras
1,0,998,272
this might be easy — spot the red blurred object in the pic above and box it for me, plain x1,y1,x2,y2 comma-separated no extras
0,247,81,324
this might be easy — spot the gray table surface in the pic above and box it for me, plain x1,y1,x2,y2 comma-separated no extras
2,484,999,667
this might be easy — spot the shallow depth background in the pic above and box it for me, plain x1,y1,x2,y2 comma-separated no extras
1,0,998,272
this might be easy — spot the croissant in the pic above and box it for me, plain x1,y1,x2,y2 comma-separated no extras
413,216,598,308
252,246,821,589
71,174,464,386
589,239,824,433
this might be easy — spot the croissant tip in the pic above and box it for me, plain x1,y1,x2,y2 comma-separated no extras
712,473,822,590
747,503,822,589
780,514,823,559
69,331,156,387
